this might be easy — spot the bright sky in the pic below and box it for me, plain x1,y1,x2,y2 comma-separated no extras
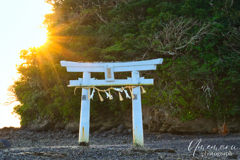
0,0,52,128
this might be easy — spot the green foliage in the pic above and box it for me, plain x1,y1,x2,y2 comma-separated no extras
12,0,240,125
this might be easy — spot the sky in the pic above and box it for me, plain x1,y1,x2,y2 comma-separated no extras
0,0,52,128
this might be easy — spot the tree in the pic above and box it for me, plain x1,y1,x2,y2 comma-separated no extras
12,0,240,124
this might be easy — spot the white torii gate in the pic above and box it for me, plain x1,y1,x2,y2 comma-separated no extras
60,58,163,146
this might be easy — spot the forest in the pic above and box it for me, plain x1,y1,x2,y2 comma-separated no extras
12,0,240,125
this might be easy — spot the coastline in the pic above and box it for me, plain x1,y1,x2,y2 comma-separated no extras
0,127,239,159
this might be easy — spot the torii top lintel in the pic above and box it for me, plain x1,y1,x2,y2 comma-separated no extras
60,58,163,86
60,58,163,72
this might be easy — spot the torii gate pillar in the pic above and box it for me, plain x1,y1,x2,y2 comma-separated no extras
79,72,91,145
132,71,144,146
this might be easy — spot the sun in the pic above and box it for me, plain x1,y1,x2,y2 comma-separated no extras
0,0,53,128
28,27,48,48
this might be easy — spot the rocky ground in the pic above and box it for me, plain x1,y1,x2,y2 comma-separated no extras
0,128,240,160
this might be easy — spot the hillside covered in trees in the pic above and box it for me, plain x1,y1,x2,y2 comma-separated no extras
12,0,240,125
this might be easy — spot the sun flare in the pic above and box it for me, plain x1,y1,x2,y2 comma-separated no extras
29,27,48,47
0,0,53,128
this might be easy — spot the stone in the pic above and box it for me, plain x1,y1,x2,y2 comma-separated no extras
140,107,240,134
0,139,11,148
90,122,102,133
0,141,5,149
236,154,240,160
102,133,108,137
117,124,125,133
0,127,19,131
49,134,54,139
30,119,54,132
29,132,34,136
73,134,78,138
108,128,117,134
20,124,28,130
93,131,99,135
65,121,79,134
67,134,72,138
218,116,240,133
168,116,218,134
31,138,38,142
98,126,112,132
154,148,176,153
228,154,239,159
122,129,129,135
141,108,219,134
54,123,66,130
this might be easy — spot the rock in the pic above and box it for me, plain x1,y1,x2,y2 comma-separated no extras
20,151,67,158
218,116,240,133
67,134,72,138
154,148,176,153
110,129,118,134
98,126,112,132
90,122,102,133
31,138,38,142
20,124,28,130
30,119,54,132
122,112,132,128
93,131,99,135
228,154,238,159
102,133,108,137
0,139,11,148
141,108,219,134
140,107,240,134
65,122,79,134
0,141,5,149
73,134,78,138
49,134,54,139
169,116,218,134
0,127,20,132
117,124,125,133
55,122,66,130
118,124,125,130
122,129,129,135
108,128,117,134
236,154,240,160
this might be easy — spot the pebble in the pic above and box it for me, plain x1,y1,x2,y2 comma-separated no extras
0,129,239,159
